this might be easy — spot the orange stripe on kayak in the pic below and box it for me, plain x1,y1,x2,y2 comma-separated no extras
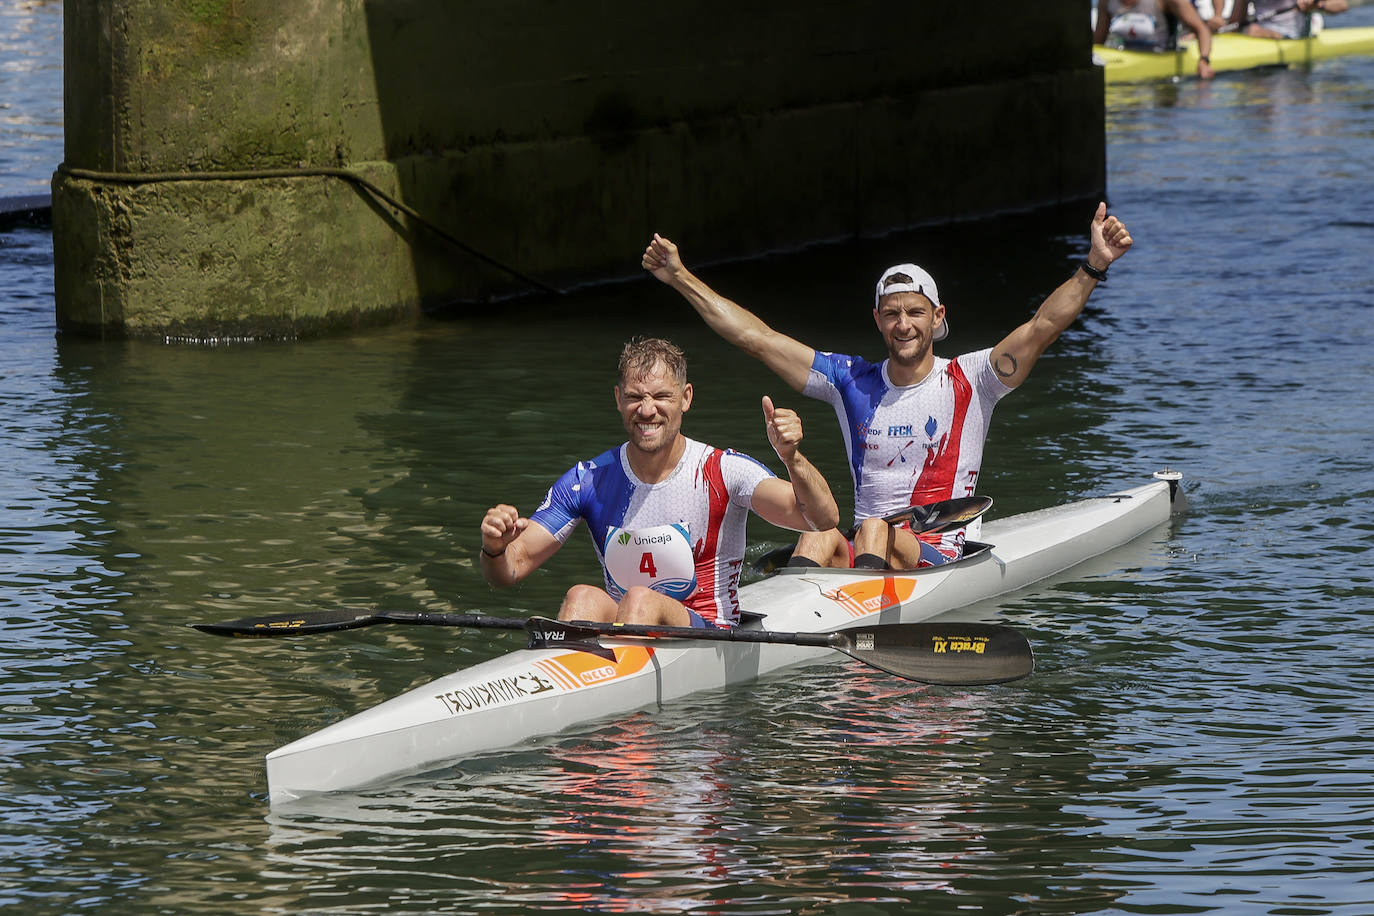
821,576,918,617
532,658,580,690
535,645,657,690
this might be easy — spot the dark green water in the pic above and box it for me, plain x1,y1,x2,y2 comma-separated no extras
3,5,1373,913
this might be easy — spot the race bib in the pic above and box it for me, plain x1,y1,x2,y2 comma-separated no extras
602,523,697,601
1108,11,1158,48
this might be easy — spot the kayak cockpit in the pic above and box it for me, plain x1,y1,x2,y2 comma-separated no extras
758,539,994,579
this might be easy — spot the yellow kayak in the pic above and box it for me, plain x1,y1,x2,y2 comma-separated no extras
1094,26,1374,82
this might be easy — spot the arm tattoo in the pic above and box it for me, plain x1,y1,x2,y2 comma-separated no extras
994,352,1019,379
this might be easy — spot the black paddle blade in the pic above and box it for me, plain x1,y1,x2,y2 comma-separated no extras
833,621,1033,686
523,616,617,661
891,495,993,533
191,609,385,638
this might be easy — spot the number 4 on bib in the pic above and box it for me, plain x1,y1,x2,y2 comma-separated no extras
603,523,697,601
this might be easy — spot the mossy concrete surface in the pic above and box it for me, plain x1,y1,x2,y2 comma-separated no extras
54,0,1105,339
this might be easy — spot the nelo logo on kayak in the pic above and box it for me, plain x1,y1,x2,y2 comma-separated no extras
534,646,658,692
822,578,918,617
579,665,618,685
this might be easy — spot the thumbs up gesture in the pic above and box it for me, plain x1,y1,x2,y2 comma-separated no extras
763,395,804,464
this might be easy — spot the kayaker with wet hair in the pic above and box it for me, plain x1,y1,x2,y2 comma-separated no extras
479,337,838,629
643,204,1133,571
1094,0,1217,79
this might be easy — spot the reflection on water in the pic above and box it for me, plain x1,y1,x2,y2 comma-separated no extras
262,680,1130,913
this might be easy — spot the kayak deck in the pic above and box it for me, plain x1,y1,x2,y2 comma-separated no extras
1094,26,1374,83
265,474,1184,806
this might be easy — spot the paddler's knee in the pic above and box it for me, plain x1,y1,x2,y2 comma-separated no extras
852,516,897,563
789,529,851,569
615,586,692,627
558,583,618,622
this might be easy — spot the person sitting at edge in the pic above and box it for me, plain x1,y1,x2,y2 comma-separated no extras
642,203,1133,571
479,337,839,629
1094,0,1218,80
1225,0,1347,39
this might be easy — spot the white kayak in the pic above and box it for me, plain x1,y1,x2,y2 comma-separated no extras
265,472,1185,806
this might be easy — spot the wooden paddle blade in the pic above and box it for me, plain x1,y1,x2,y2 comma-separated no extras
834,621,1033,686
191,609,385,638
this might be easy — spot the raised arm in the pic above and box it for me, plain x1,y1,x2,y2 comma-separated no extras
478,504,563,587
988,202,1133,390
749,396,840,532
643,234,817,393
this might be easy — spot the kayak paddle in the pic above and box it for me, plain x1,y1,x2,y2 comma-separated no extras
191,610,1032,686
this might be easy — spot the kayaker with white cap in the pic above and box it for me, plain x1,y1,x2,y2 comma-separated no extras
642,203,1133,570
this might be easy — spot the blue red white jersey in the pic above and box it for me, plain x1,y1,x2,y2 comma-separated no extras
528,437,775,627
803,348,1012,552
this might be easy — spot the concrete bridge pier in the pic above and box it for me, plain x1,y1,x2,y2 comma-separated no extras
54,1,1104,340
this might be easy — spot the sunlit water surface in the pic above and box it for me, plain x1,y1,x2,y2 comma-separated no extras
2,4,1372,913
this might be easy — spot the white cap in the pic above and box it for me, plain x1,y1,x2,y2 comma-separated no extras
874,263,948,341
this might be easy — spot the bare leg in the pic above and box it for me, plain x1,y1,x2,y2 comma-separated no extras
614,586,694,626
558,584,620,622
852,519,926,570
790,528,852,568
